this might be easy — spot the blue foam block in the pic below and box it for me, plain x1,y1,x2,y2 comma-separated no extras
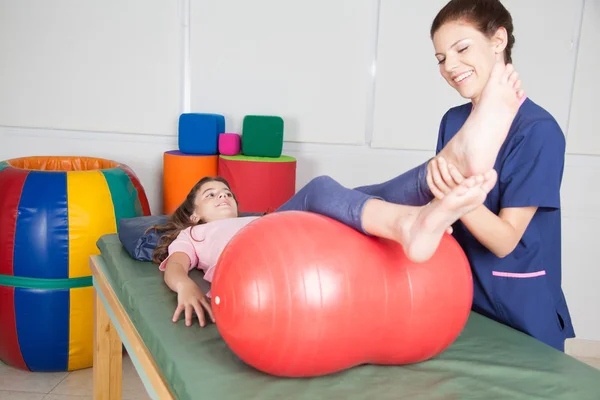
178,113,225,155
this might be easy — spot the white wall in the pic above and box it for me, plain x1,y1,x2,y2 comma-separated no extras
0,0,182,135
0,0,599,342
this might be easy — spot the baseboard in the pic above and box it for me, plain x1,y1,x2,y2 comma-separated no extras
565,338,600,358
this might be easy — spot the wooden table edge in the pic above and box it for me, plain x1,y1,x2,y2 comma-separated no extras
90,255,175,400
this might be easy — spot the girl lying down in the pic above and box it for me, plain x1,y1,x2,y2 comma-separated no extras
152,171,495,328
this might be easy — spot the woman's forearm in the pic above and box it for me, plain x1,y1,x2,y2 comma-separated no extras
460,206,521,258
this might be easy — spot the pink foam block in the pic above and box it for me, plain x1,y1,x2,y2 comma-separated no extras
219,133,241,156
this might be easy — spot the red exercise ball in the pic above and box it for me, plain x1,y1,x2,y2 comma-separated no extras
211,211,473,377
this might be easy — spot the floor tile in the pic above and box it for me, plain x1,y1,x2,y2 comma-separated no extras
565,339,600,358
575,356,600,370
0,362,67,394
0,391,45,400
46,369,90,397
49,355,149,399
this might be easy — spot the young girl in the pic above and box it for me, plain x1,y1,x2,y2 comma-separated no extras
154,43,525,331
153,172,494,328
423,0,574,352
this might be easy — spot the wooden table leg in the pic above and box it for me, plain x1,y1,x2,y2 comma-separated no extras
94,290,123,400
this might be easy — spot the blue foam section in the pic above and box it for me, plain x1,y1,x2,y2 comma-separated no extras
178,113,225,155
15,287,69,372
14,171,69,279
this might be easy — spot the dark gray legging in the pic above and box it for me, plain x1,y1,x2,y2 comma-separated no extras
275,161,433,234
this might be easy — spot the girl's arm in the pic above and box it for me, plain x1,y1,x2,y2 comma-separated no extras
459,205,537,258
163,252,194,293
163,252,215,327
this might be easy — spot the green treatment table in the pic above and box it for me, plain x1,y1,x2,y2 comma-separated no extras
90,234,600,400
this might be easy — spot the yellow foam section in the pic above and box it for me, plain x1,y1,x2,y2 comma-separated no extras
67,171,117,278
68,286,94,370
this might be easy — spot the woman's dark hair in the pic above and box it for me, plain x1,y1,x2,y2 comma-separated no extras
150,176,238,264
430,0,515,63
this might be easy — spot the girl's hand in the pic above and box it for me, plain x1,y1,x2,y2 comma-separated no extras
427,156,465,199
173,279,215,327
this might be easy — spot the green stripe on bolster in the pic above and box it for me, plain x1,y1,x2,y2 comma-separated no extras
0,161,11,173
0,275,93,289
219,154,296,163
101,168,139,232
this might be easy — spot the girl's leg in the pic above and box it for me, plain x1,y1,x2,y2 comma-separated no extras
276,175,376,234
276,172,497,263
277,161,433,232
352,161,434,206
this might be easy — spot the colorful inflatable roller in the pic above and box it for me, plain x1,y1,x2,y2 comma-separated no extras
0,156,150,372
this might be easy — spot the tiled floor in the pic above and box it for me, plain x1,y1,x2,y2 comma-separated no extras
0,354,150,400
576,356,600,370
0,353,598,399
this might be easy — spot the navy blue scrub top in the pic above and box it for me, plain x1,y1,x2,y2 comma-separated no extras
436,98,575,351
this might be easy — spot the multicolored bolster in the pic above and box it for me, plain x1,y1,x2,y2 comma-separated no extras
0,275,93,371
0,157,150,372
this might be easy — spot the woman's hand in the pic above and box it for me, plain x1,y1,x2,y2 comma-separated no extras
427,156,465,199
173,279,215,327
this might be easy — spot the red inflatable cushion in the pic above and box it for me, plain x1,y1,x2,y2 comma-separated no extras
211,211,473,377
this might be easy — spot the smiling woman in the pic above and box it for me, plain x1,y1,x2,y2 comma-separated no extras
426,0,575,352
431,0,515,104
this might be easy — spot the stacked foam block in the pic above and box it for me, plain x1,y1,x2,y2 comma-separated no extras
163,113,296,214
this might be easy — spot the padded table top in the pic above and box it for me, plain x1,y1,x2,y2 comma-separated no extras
96,234,600,400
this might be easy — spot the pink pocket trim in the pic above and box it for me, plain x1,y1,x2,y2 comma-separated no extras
519,95,528,107
492,270,546,278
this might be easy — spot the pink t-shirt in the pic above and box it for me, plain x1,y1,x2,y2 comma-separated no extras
158,216,259,291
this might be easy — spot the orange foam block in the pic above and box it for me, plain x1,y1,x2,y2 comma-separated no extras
163,150,218,214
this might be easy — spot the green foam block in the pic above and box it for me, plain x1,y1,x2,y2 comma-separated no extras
241,115,284,157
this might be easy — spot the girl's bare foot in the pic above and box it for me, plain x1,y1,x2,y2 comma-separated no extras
438,62,525,176
393,170,497,263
